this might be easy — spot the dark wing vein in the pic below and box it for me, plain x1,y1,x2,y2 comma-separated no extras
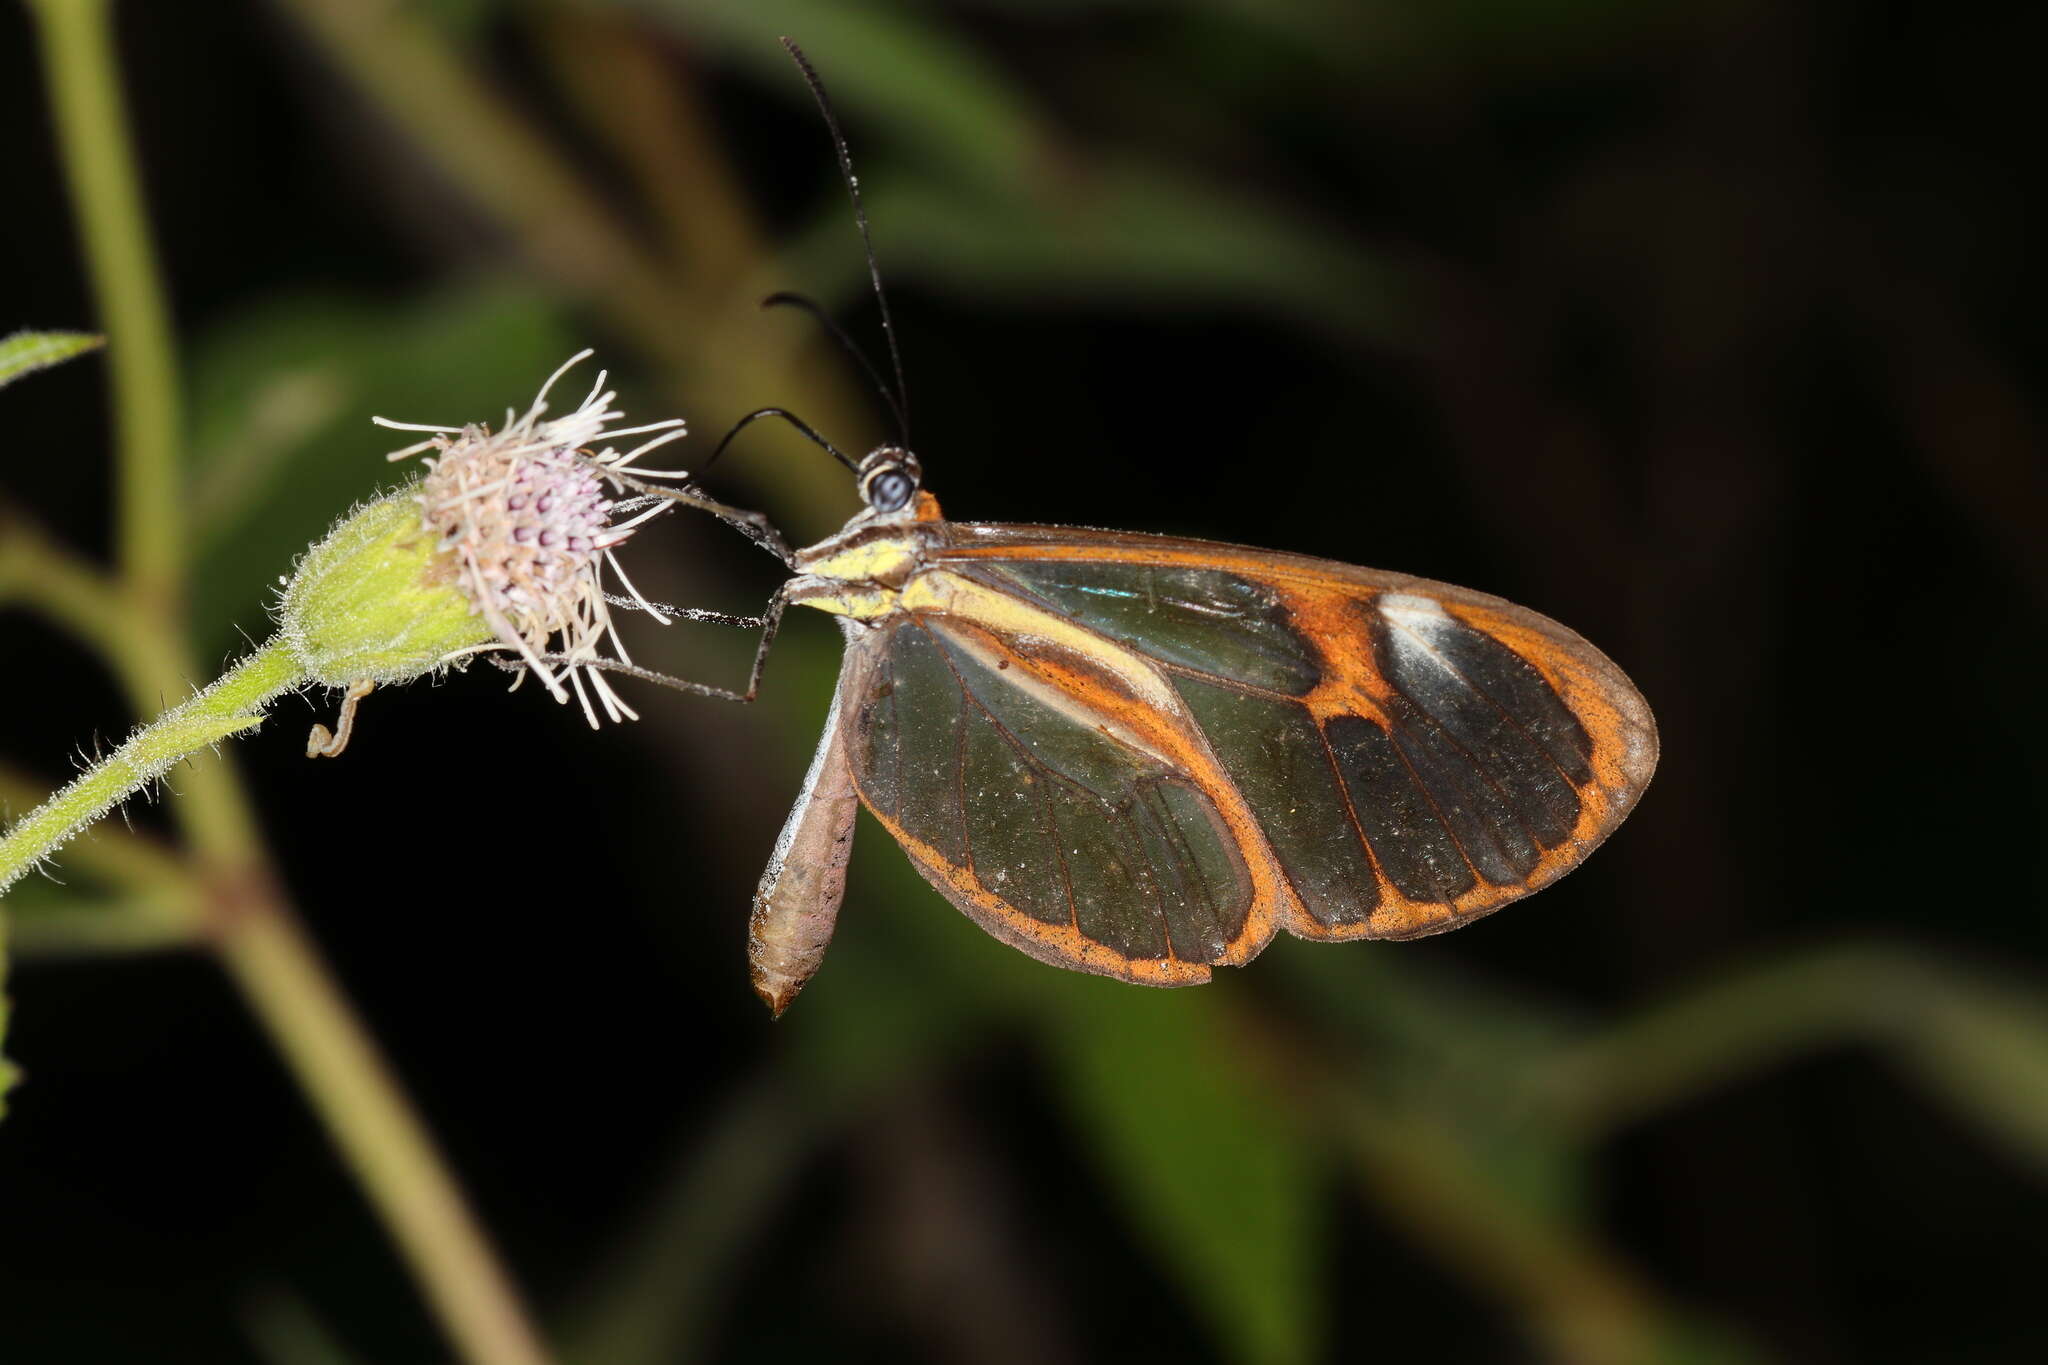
1380,727,1479,903
910,617,1159,950
880,647,901,821
1383,613,1588,795
1316,717,1395,898
953,669,975,872
1388,691,1552,869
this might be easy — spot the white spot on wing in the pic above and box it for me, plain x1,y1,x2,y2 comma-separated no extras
1379,592,1451,623
1379,593,1453,673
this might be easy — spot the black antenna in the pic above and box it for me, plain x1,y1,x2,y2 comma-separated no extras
700,406,859,478
762,291,908,441
781,36,911,444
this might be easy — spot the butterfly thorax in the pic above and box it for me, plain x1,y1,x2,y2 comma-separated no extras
788,492,947,622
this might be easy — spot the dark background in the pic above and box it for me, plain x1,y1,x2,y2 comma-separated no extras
2,2,2045,1362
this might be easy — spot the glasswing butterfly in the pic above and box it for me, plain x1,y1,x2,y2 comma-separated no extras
620,41,1658,1015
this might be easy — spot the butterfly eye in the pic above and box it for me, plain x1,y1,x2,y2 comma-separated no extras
866,466,916,512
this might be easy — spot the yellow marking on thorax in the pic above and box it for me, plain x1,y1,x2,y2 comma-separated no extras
797,585,899,620
799,534,919,585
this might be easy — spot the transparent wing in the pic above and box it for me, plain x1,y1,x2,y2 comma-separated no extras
843,615,1259,985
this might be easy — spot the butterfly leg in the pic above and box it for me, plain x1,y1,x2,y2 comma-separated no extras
503,581,796,704
601,469,797,567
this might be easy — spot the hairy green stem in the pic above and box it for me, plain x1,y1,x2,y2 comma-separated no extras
0,641,302,897
0,760,194,895
28,0,184,602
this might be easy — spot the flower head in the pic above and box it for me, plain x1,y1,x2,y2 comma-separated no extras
367,351,693,725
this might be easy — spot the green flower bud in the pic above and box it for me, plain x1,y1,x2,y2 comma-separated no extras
279,489,494,688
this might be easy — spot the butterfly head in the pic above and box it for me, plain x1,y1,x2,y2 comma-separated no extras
857,445,923,516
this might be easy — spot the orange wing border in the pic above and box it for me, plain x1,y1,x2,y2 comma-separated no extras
934,523,1660,945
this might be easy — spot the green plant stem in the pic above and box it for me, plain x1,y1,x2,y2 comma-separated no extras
0,506,144,682
6,892,202,956
1541,942,2048,1172
0,503,268,859
24,5,561,1361
0,759,194,896
1334,1093,1753,1365
533,8,760,292
1203,998,1756,1363
1,634,560,1361
0,641,302,897
213,888,556,1365
1539,944,1902,1137
563,1074,816,1365
28,0,183,603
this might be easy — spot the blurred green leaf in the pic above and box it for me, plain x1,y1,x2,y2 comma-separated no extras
1,881,199,957
243,1290,368,1365
189,368,351,543
561,1075,815,1365
630,1,1404,346
1540,945,1899,1138
1335,1090,1768,1365
1269,938,1591,1221
1041,983,1323,1365
630,0,1047,195
0,329,102,392
1271,935,1582,1081
1893,961,2048,1173
778,160,1402,343
1542,941,2048,1175
414,0,497,40
783,820,1016,1105
183,281,577,654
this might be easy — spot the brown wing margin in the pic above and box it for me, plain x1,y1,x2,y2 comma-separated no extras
839,613,1267,985
934,527,1659,942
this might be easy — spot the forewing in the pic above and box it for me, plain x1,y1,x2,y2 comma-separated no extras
944,525,1658,942
842,614,1258,985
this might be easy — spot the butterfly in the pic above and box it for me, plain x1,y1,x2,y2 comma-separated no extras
622,42,1658,1015
739,457,1658,1013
